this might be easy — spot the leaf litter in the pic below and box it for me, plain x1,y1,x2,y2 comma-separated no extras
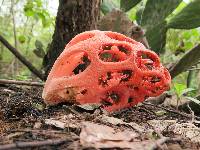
0,85,200,149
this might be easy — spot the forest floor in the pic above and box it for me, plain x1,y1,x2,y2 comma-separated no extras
0,84,200,150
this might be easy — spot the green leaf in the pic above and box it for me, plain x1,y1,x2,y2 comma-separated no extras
141,0,181,54
41,18,51,28
145,21,167,53
37,12,45,20
180,88,196,97
24,9,35,17
35,40,43,49
34,40,45,58
136,7,144,25
120,0,142,12
127,6,137,21
141,0,182,29
169,44,200,78
33,48,45,58
18,35,26,44
24,1,35,17
101,0,119,14
186,97,200,106
173,83,186,98
167,0,200,29
35,0,42,7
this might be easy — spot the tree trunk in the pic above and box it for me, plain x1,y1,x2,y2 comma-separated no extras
43,0,100,79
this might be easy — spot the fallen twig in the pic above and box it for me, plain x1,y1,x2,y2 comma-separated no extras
0,138,70,150
150,137,181,150
187,103,195,123
150,137,170,150
149,137,181,150
0,34,44,80
0,79,44,87
143,102,200,120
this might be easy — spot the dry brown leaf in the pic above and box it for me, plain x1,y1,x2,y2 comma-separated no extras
100,115,146,133
148,120,200,143
45,119,65,129
44,115,81,129
80,122,155,149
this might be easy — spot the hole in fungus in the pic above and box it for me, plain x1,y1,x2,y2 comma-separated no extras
98,76,108,87
121,70,133,82
128,97,133,103
51,52,91,78
98,72,115,87
99,44,131,62
141,53,149,59
100,91,120,106
102,44,112,50
73,54,91,75
136,50,160,71
109,92,120,104
145,63,153,70
142,76,161,85
118,45,129,54
106,72,112,80
66,90,70,94
102,44,131,54
99,70,132,87
80,89,87,95
151,76,161,83
99,52,119,62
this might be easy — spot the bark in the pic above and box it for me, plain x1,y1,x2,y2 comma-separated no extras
43,0,100,79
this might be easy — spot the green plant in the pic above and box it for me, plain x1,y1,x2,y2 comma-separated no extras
24,0,53,28
173,83,200,107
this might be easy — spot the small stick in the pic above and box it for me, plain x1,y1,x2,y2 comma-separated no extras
0,79,44,87
143,102,200,120
150,137,169,150
0,138,70,150
187,103,195,123
150,137,181,150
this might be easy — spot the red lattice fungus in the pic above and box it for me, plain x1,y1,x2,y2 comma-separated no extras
42,30,171,112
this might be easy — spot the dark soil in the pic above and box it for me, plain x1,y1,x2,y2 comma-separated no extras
0,84,199,150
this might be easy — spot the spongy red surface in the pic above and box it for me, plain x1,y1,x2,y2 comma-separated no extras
42,30,171,112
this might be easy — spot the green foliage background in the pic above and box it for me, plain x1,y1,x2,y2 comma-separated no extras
0,0,55,79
